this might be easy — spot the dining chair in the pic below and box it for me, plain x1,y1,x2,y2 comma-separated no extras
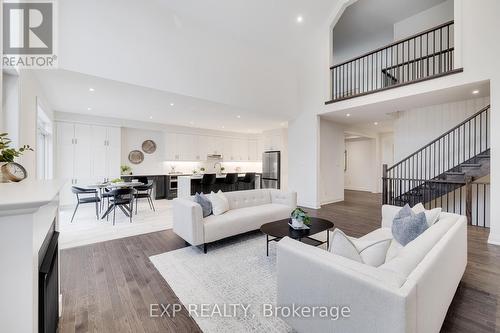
200,174,217,194
108,188,135,225
134,180,155,214
71,186,101,222
224,173,239,191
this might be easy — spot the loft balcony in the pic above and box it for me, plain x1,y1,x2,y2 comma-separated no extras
326,21,463,104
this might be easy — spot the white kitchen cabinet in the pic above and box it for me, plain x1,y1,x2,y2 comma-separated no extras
263,133,283,151
177,133,198,161
248,140,258,161
56,121,121,206
238,139,249,161
164,132,178,161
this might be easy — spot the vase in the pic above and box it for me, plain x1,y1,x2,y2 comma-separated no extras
291,218,305,229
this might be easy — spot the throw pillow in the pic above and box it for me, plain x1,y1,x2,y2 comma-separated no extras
330,229,392,267
412,203,442,226
194,193,212,218
392,206,428,246
208,190,230,216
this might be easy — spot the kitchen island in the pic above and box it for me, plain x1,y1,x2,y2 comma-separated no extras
177,174,261,198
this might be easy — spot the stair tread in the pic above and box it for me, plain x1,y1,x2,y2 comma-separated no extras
461,163,482,167
446,171,465,175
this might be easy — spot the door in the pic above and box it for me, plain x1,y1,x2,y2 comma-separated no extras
262,179,279,189
106,127,121,179
73,124,92,184
91,125,108,182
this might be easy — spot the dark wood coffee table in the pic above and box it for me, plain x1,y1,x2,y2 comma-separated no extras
260,217,334,256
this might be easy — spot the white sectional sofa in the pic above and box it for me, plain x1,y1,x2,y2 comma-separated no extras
277,204,467,333
173,189,297,253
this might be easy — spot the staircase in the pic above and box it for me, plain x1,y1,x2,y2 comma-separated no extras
383,105,490,226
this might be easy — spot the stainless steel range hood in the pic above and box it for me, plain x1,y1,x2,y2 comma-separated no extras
207,154,223,160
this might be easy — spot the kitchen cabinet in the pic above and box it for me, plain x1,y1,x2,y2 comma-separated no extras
56,121,121,206
163,132,263,162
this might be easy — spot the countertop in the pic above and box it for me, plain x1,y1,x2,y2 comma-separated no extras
0,179,65,213
181,173,261,179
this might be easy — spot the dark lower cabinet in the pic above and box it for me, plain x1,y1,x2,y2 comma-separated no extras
122,175,167,199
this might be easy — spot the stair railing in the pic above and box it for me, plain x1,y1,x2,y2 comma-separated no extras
382,105,490,225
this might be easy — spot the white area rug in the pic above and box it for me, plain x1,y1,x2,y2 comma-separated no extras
150,233,327,332
59,199,173,249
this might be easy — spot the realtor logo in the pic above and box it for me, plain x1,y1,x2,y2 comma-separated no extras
2,1,57,68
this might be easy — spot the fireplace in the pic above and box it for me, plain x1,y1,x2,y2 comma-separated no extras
38,222,59,333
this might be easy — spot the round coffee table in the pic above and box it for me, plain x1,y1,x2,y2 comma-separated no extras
260,217,334,256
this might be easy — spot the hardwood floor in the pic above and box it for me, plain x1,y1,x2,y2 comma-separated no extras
59,190,500,332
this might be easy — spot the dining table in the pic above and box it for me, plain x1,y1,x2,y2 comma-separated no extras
86,181,145,219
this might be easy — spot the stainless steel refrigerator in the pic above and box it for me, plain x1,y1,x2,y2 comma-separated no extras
262,151,281,189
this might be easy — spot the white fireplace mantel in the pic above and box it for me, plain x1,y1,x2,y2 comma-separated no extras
0,180,65,333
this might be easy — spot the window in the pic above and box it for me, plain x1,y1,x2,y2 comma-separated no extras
37,101,53,180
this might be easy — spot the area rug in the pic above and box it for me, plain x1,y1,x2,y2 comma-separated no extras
150,233,326,332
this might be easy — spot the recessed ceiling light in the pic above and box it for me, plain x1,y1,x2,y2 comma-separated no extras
236,115,241,119
149,116,153,120
189,121,194,125
374,122,379,126
472,90,479,94
89,88,95,92
297,16,303,23
87,107,92,111
346,113,351,117
221,126,225,129
170,102,175,106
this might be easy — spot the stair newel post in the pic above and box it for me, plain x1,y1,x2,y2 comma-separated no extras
382,164,388,205
465,176,473,225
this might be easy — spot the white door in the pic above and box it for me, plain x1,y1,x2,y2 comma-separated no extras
91,125,108,182
106,127,121,179
73,124,92,184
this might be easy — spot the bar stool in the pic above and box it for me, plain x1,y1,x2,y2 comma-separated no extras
238,172,256,190
200,174,217,194
224,173,239,191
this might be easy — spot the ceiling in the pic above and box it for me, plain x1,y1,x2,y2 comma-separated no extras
157,0,338,51
34,70,288,133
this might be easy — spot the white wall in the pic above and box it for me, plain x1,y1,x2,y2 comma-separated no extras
1,73,20,147
11,71,55,179
121,127,165,175
344,138,377,192
393,96,490,161
320,119,345,204
394,0,454,40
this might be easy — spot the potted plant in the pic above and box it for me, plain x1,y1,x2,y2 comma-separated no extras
120,165,132,175
220,166,225,173
290,208,311,229
0,133,33,183
200,167,206,174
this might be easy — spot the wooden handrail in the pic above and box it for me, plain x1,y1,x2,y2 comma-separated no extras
388,105,491,172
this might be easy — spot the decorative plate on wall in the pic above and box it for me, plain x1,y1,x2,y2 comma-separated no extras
128,150,144,164
142,140,157,154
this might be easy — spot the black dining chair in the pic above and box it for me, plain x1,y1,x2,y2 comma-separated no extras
225,173,239,191
200,173,217,194
108,188,135,225
238,172,256,190
134,180,155,214
71,186,101,222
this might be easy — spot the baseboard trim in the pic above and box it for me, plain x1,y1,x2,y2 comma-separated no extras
488,233,500,246
344,186,373,192
320,198,344,206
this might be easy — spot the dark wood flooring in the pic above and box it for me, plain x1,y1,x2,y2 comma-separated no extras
59,190,500,332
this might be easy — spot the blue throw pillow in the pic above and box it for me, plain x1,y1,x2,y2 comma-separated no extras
392,204,428,246
194,193,212,218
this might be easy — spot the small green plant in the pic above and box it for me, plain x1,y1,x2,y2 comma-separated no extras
200,167,206,172
0,133,33,163
291,208,311,226
111,178,123,183
120,165,132,175
192,169,198,174
220,166,225,172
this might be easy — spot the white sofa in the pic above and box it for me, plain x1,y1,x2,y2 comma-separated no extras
173,189,297,252
277,204,467,333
